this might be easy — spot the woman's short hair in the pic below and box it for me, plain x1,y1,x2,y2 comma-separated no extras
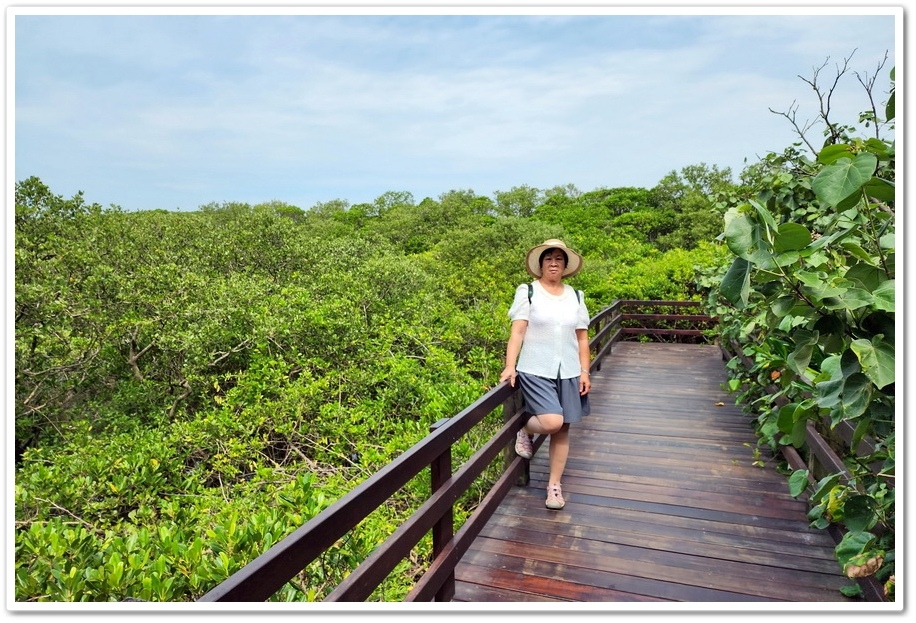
539,248,569,267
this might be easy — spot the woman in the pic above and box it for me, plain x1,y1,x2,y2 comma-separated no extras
499,239,591,510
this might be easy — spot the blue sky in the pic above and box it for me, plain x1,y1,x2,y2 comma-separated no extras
11,5,899,212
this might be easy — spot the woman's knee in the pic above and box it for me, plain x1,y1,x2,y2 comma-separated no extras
540,414,565,434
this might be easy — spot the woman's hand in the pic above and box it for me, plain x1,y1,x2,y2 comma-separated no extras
500,367,517,387
579,371,591,395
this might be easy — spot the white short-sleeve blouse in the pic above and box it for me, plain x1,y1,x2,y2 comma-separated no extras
508,280,589,380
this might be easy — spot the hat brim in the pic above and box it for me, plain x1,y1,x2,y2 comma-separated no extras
525,242,582,278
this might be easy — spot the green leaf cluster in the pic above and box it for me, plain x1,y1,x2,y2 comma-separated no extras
701,66,895,598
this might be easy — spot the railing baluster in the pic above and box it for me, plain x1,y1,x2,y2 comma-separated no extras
502,389,528,485
428,418,454,602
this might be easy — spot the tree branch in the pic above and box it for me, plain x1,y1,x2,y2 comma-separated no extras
33,497,104,537
855,50,890,140
125,327,152,381
768,100,817,153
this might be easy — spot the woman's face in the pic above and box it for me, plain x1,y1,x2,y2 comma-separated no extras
540,249,567,278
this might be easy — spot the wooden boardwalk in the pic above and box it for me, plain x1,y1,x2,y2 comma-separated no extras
452,342,853,603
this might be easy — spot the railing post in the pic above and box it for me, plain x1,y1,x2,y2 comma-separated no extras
428,418,454,602
596,315,606,370
502,389,529,486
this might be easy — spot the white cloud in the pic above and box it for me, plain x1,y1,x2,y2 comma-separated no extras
11,9,898,210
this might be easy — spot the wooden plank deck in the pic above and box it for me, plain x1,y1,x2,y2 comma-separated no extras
453,342,853,603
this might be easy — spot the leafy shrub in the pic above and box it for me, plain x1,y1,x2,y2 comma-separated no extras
701,65,895,599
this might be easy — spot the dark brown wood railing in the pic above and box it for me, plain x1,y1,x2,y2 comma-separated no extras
588,299,715,370
197,300,713,602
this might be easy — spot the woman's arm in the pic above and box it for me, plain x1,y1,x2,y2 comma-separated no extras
499,320,528,387
576,328,591,395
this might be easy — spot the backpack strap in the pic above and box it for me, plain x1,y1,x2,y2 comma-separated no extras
528,282,582,303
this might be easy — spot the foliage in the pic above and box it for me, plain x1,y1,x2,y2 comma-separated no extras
14,168,724,602
699,59,895,598
650,163,737,250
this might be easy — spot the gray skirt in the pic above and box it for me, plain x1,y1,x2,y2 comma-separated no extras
517,372,591,424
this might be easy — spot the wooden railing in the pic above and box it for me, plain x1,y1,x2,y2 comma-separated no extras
588,299,715,371
197,300,714,602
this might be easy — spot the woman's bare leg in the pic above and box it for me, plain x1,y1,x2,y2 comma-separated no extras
522,415,568,484
523,413,563,436
547,424,570,485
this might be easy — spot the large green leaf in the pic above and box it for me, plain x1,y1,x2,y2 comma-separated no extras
773,250,800,267
811,153,878,208
773,222,811,253
723,202,782,268
777,313,810,333
776,402,810,447
835,189,866,212
796,271,847,301
787,329,818,377
809,224,857,252
845,261,884,290
841,242,877,265
862,177,895,204
842,495,878,532
872,279,894,312
850,336,895,389
810,472,843,505
817,143,856,165
864,136,892,154
720,257,751,307
835,530,876,567
723,207,759,260
879,232,895,250
840,348,863,377
788,469,810,497
840,372,872,421
813,354,843,409
749,198,779,233
770,295,797,318
776,402,798,435
822,287,873,311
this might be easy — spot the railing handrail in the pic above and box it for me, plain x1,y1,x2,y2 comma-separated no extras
197,300,715,602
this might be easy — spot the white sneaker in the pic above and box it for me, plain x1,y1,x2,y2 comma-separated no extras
515,429,533,459
546,484,565,510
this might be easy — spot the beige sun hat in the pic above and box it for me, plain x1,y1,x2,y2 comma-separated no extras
525,239,583,278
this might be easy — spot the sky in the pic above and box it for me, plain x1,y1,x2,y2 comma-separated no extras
8,3,900,213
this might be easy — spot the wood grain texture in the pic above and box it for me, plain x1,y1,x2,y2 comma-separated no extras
453,342,852,603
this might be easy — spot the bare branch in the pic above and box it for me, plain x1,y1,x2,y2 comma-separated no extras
208,339,252,367
798,52,854,144
772,49,889,155
856,50,890,140
125,326,152,381
19,345,103,380
168,378,192,419
768,101,818,153
33,497,104,536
